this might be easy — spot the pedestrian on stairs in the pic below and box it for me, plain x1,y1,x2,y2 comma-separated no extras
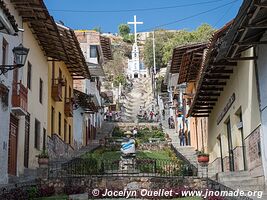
179,129,185,146
168,117,171,128
150,111,154,121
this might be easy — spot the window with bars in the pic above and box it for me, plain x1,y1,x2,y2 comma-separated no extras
34,119,41,150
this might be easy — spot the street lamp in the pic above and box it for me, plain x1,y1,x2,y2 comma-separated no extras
0,44,29,75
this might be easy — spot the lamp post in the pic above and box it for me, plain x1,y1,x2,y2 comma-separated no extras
0,44,29,75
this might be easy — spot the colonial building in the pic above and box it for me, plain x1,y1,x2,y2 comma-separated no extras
169,43,208,149
7,1,90,179
0,0,21,184
187,3,266,189
73,30,112,147
47,24,90,159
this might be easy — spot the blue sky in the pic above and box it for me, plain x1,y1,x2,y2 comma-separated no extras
44,0,243,33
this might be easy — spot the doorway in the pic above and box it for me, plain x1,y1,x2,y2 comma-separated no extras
8,114,19,175
134,73,138,78
226,120,235,171
217,135,224,172
24,114,30,168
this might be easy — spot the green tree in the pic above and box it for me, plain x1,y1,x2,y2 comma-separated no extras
118,24,134,43
113,74,127,87
118,24,130,36
144,24,215,69
144,30,175,69
162,23,215,65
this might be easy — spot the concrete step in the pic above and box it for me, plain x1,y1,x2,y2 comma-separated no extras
218,170,250,177
224,182,264,191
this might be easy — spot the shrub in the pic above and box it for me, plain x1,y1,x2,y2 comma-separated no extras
27,186,38,200
38,185,55,197
64,185,86,195
112,127,124,137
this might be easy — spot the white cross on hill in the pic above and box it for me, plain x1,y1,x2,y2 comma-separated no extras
127,15,143,44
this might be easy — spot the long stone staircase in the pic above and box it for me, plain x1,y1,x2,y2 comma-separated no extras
121,77,154,123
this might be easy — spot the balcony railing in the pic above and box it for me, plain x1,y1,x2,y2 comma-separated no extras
64,98,73,117
51,78,63,101
12,81,28,116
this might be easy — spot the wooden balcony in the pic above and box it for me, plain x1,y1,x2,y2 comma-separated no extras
51,79,63,101
11,81,28,116
64,98,73,117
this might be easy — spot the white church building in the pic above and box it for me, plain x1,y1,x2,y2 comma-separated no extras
127,15,148,79
127,43,147,78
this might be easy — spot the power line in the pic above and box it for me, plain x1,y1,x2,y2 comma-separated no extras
140,0,239,32
213,1,237,28
18,0,225,13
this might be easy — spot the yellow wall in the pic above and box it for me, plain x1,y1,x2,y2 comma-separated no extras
16,22,49,173
47,61,73,146
208,48,261,163
186,82,208,152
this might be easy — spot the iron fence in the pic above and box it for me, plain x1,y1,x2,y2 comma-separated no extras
48,157,197,178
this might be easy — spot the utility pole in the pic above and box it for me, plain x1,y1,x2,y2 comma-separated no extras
152,31,159,107
152,31,156,100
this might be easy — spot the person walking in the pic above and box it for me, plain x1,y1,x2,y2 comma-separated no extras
133,127,138,137
168,117,171,128
150,111,154,121
179,129,185,146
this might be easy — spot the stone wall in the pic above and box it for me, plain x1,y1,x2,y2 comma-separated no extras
208,157,222,178
115,122,159,131
47,134,74,160
39,176,207,196
138,142,170,151
245,126,262,172
233,146,243,171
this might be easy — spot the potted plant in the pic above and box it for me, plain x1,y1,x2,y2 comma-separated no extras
196,149,209,164
37,150,49,167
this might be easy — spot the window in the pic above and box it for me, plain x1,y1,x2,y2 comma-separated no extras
39,78,43,104
69,86,72,98
27,62,32,89
43,128,46,150
64,120,67,142
69,125,71,144
64,79,67,100
34,119,41,150
58,112,61,136
51,106,55,134
258,141,261,157
59,68,62,79
2,38,8,66
90,45,97,58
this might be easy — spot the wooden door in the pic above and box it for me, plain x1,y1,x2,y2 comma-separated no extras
8,114,19,175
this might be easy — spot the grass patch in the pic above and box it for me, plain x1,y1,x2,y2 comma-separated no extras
137,150,172,160
136,128,165,143
83,147,179,161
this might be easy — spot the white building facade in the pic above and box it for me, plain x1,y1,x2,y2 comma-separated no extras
127,43,147,79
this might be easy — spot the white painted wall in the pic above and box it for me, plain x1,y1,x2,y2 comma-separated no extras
19,23,48,172
256,31,267,185
0,0,22,184
73,107,84,149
